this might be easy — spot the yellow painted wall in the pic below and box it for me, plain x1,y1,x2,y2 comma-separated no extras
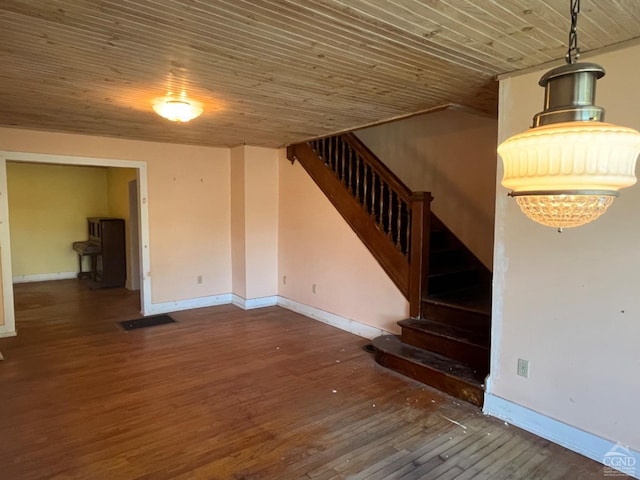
7,162,109,278
106,167,137,289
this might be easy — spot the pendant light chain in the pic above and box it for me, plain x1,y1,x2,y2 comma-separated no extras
566,0,581,64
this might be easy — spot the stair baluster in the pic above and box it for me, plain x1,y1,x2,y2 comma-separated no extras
287,132,492,407
287,133,429,307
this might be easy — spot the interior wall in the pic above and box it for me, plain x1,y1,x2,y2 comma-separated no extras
230,146,279,301
491,44,640,451
7,162,108,279
230,146,247,299
106,167,137,290
355,109,497,268
0,245,3,327
278,150,409,333
243,146,279,300
0,127,232,306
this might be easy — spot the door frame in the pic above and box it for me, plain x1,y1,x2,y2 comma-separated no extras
127,179,141,292
0,151,152,337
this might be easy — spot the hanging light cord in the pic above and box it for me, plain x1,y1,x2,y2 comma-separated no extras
566,0,581,64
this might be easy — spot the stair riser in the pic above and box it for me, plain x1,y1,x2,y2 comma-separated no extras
428,270,480,295
401,328,489,372
429,231,450,250
421,302,491,331
429,250,467,269
374,350,484,407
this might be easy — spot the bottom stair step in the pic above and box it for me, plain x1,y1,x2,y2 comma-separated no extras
372,335,485,407
398,319,489,371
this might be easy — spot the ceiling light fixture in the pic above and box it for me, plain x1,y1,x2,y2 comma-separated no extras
153,94,203,123
497,0,640,230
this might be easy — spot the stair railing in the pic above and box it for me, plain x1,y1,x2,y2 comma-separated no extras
287,133,431,318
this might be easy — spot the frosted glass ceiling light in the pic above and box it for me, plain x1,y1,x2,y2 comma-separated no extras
153,95,203,122
497,0,640,230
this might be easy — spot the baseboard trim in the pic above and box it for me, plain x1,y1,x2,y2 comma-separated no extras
117,292,388,340
147,294,232,315
483,393,640,479
12,272,77,284
231,294,278,310
0,326,17,338
277,297,390,340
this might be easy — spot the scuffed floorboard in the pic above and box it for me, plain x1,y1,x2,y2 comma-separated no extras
0,280,625,479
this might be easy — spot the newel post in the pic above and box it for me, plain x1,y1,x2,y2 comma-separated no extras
408,192,432,319
286,145,298,164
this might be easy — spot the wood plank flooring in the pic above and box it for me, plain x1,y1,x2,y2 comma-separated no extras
0,280,622,479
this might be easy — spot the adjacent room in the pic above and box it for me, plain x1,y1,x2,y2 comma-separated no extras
8,162,140,292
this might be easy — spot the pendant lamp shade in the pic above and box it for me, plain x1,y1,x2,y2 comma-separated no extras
497,63,640,229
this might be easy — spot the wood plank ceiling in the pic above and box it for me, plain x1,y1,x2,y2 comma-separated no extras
1,1,639,148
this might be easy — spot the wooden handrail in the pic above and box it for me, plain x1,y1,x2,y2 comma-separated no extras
288,134,432,317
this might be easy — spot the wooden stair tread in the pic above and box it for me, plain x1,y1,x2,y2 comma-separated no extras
425,286,492,317
430,244,461,254
372,335,485,386
398,318,489,348
428,264,479,277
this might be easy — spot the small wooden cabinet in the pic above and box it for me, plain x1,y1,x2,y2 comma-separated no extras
88,217,126,288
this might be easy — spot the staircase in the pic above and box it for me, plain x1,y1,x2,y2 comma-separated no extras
287,133,491,407
373,216,491,407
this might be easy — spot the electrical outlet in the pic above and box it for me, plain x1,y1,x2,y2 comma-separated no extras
283,275,287,285
197,275,203,284
517,358,529,378
312,284,317,294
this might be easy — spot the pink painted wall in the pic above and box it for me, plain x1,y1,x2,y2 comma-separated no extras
355,109,497,268
278,150,409,333
492,44,640,451
243,147,279,299
230,146,247,298
0,127,231,304
230,146,279,300
0,127,405,335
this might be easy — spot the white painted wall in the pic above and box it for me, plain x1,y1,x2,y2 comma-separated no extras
490,44,640,453
355,109,497,268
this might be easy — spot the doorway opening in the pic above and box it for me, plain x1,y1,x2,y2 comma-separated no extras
0,151,152,337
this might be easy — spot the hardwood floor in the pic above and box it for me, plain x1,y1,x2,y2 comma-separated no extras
0,280,621,479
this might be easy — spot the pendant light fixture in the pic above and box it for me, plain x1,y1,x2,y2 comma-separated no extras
497,0,640,230
153,93,203,123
